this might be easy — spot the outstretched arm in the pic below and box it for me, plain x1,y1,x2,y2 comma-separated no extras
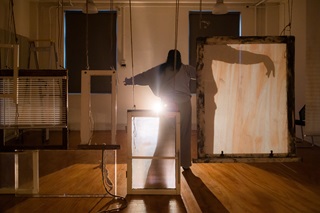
123,66,160,86
210,45,275,77
124,77,133,85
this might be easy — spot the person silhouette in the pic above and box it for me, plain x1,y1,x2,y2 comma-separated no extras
124,49,196,170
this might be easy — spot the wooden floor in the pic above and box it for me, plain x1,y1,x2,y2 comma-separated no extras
1,130,320,213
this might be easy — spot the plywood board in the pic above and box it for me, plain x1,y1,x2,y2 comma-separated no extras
196,36,295,156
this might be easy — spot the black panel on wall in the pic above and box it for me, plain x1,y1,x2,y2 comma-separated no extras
189,12,240,93
65,11,117,93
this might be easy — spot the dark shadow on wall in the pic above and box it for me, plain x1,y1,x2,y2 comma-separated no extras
0,28,30,69
196,42,276,157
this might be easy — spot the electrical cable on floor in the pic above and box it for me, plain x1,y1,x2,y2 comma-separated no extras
96,150,128,213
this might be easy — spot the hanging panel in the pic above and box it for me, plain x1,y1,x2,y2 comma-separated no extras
196,36,295,158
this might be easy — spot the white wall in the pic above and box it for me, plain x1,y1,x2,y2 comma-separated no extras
0,0,33,38
291,0,307,140
292,0,307,116
36,2,288,131
66,3,261,130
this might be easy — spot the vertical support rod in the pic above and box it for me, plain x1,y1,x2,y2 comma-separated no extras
126,111,133,194
13,45,19,104
14,152,19,192
111,71,117,144
175,112,181,195
32,151,39,194
80,70,91,144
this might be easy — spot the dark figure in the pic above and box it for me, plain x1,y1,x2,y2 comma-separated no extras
124,49,196,169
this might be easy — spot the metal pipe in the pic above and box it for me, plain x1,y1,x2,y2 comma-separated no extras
254,0,268,7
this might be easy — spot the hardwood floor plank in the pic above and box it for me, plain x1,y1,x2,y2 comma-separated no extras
180,169,202,213
191,163,320,213
1,131,320,213
1,197,114,213
121,195,187,213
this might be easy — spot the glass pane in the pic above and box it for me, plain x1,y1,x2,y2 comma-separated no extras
132,159,176,189
131,116,176,157
0,153,15,191
17,152,35,191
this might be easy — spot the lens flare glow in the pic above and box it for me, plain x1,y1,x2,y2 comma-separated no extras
153,101,167,113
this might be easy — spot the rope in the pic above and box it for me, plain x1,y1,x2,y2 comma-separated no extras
174,0,180,52
127,0,180,106
173,0,180,90
280,0,293,35
5,0,18,68
129,0,136,109
199,0,203,29
58,0,64,68
85,0,90,70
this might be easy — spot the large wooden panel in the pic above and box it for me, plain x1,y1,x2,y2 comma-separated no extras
196,36,295,157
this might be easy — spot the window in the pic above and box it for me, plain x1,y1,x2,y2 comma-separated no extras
189,12,240,93
65,11,117,93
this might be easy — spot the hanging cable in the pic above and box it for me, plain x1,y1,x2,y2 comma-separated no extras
57,0,61,68
280,0,293,36
129,0,136,109
174,0,180,53
287,0,293,35
199,0,203,29
58,0,64,68
5,0,12,68
85,0,90,70
173,0,180,91
108,0,115,60
5,0,18,68
10,0,18,44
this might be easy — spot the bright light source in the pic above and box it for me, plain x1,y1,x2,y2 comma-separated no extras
153,101,167,113
153,102,163,113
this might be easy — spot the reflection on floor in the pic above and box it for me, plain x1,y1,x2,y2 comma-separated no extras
0,131,319,213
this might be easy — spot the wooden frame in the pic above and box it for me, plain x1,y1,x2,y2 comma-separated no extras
0,151,39,194
127,110,180,195
0,44,19,103
0,146,120,197
80,70,117,145
196,36,296,161
0,69,68,151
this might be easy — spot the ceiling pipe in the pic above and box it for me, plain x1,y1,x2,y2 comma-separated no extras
254,0,268,7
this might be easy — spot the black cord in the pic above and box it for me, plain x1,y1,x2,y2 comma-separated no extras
10,0,18,44
280,0,293,36
96,150,127,213
85,0,90,70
